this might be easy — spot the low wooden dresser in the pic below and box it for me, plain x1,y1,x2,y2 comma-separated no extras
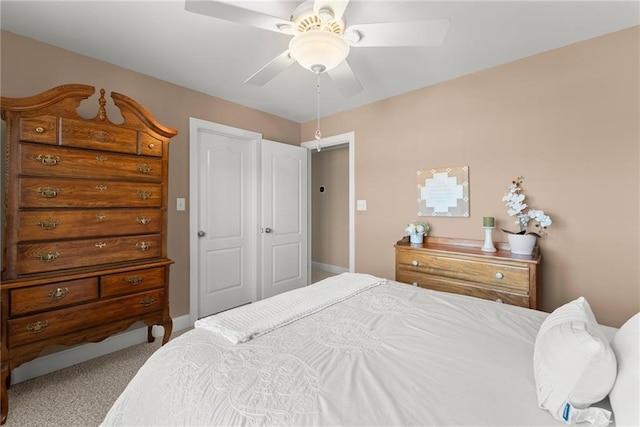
395,237,541,309
1,84,177,424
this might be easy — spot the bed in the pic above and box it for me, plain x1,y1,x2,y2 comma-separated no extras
101,273,638,426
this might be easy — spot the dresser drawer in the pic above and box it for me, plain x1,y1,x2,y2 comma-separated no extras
17,234,162,275
19,177,162,208
18,209,162,241
396,249,529,293
397,269,530,307
139,132,164,157
20,115,58,145
10,277,99,316
101,267,165,297
20,143,162,182
7,289,164,347
61,118,138,154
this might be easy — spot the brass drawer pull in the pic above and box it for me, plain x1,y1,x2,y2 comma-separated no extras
140,296,156,307
127,275,144,285
95,242,107,249
95,184,108,191
48,287,69,299
36,251,59,262
35,126,45,133
37,218,61,230
136,241,151,251
148,143,155,149
26,320,49,333
96,155,108,162
137,164,152,174
37,187,59,198
136,216,151,225
96,213,106,221
137,190,152,200
35,154,60,166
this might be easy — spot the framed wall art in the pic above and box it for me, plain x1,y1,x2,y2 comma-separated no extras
417,166,469,217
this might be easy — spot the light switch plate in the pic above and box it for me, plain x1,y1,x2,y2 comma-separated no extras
357,200,367,211
176,198,186,211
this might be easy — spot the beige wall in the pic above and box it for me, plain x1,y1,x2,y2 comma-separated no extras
1,30,301,320
311,147,349,268
2,26,639,328
302,26,640,327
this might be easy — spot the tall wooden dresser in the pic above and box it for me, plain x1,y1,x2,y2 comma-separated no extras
0,84,177,424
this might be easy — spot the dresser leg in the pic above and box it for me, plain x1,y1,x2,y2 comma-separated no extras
1,363,9,425
162,319,173,345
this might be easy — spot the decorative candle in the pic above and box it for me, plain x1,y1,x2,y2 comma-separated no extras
483,216,495,228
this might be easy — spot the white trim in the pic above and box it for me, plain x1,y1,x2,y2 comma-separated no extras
301,132,355,273
312,262,349,275
10,315,191,385
306,148,313,284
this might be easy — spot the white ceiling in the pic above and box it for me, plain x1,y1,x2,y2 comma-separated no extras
1,1,638,123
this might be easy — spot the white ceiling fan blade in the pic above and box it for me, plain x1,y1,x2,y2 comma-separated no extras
313,0,350,22
345,19,451,47
185,0,291,33
244,50,296,86
327,60,362,97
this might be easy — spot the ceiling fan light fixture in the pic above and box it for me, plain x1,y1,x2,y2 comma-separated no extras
288,30,350,73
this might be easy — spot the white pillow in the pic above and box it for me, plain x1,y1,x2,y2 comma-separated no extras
533,297,617,424
609,312,639,426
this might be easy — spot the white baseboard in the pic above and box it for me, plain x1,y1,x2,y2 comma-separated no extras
10,314,191,385
312,262,349,275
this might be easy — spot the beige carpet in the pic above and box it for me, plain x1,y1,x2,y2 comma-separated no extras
4,330,187,427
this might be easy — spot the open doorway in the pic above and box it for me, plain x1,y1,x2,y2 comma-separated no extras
311,145,349,282
301,132,355,283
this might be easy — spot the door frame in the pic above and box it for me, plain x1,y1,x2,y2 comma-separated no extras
301,131,355,276
188,118,262,326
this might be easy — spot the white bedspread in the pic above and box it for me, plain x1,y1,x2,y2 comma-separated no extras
102,275,603,426
195,273,384,344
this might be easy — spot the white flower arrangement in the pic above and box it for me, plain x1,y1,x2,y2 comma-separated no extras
405,221,429,236
502,176,552,237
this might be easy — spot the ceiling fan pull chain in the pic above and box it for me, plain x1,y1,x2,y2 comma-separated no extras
315,71,322,149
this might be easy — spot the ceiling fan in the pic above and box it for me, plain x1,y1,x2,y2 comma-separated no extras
185,0,451,97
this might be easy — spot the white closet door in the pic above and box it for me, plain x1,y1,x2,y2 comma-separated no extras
195,123,258,319
260,139,308,299
190,119,309,322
